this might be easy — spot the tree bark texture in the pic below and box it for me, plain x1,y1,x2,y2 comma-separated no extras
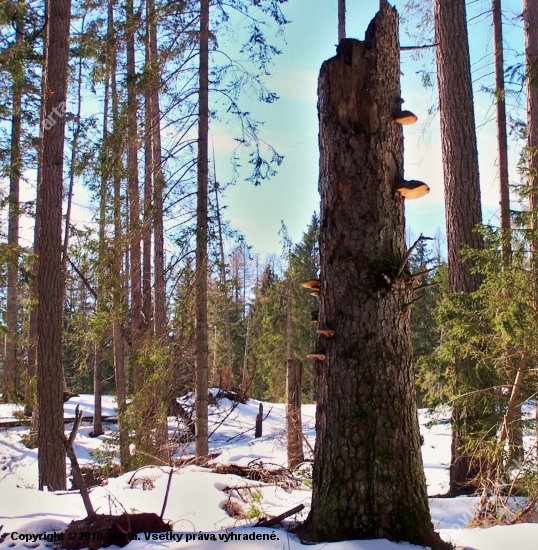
434,0,485,495
286,359,303,469
195,0,210,457
37,0,72,491
4,3,24,402
304,3,435,544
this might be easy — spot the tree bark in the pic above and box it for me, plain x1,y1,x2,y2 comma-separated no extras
195,0,210,458
434,0,485,495
4,1,25,403
303,3,439,546
37,0,72,491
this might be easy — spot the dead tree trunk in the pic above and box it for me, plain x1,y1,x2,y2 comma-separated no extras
303,3,441,546
286,359,303,469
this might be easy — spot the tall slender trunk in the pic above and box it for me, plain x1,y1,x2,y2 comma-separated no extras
4,2,25,402
214,180,233,390
523,0,538,439
143,38,153,333
493,0,511,262
493,0,521,457
110,0,130,470
195,0,210,458
93,22,112,439
62,15,85,287
434,0,485,495
524,0,538,311
126,0,143,393
37,0,72,492
28,0,51,395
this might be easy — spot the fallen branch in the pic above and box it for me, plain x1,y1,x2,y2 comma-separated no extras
256,504,305,527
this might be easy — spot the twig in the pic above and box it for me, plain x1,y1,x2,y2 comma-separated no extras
403,295,424,308
66,254,98,299
400,43,438,51
160,467,174,519
507,497,538,525
409,267,437,281
397,234,433,279
302,433,314,456
256,504,305,527
413,281,440,292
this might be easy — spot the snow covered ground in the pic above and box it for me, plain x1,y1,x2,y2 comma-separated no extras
0,393,537,550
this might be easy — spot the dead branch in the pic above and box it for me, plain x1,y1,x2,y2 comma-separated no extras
65,405,95,517
397,234,433,279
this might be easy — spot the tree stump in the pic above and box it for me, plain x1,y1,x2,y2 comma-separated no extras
303,2,444,547
254,402,263,438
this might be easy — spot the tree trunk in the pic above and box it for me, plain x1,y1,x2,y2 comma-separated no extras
143,66,153,333
195,0,210,458
286,359,303,469
109,0,130,470
126,0,143,391
493,0,511,262
214,181,233,390
524,0,538,311
37,0,72,492
434,0,485,495
4,2,25,403
523,0,538,439
303,3,440,546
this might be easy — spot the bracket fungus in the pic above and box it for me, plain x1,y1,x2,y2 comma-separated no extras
310,310,318,323
393,97,418,125
301,279,321,291
317,329,335,337
307,350,326,360
395,179,430,200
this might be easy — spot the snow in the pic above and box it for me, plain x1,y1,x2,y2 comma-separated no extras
1,394,537,549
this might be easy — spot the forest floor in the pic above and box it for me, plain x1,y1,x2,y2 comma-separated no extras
0,392,537,549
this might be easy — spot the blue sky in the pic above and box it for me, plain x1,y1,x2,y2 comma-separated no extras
212,0,525,258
